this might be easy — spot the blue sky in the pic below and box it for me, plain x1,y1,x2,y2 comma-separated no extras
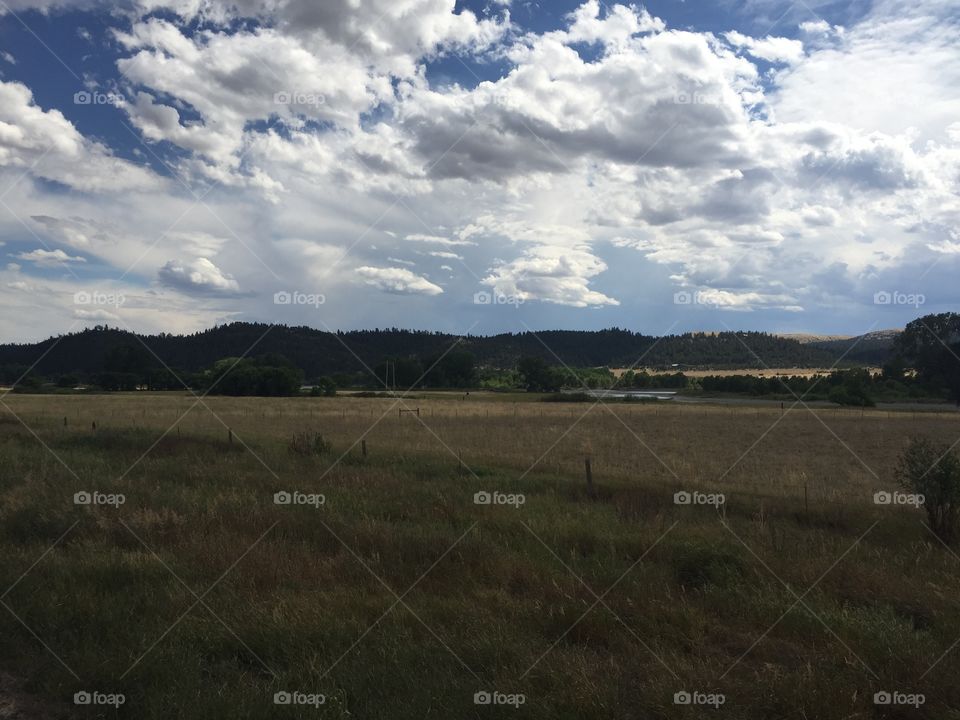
0,0,958,342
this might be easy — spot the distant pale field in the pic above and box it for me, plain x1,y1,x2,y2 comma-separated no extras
1,392,960,719
611,367,881,378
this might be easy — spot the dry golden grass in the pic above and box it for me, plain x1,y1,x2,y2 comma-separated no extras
4,391,954,500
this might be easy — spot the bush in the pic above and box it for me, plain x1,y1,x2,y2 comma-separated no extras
310,376,337,396
896,436,960,543
828,385,874,407
289,432,332,456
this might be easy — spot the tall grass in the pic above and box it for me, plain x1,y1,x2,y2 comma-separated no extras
0,393,958,718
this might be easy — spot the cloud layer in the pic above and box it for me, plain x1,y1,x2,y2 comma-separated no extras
0,0,957,341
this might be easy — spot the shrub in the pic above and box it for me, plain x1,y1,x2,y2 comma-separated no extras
310,376,337,396
895,436,960,543
828,384,875,407
288,432,332,456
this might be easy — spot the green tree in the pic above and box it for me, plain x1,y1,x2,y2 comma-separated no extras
518,356,561,392
896,436,960,543
894,313,960,405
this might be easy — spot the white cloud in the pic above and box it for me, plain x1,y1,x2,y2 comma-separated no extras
15,248,87,266
771,1,960,143
405,234,477,246
74,307,119,321
724,30,805,64
356,266,443,295
483,245,619,308
565,0,664,47
0,0,957,339
0,81,162,193
157,257,241,295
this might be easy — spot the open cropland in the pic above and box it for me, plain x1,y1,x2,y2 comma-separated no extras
1,392,960,719
611,367,882,379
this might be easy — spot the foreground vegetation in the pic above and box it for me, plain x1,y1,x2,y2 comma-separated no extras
1,393,960,718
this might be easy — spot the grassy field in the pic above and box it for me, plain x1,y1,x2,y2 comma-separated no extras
1,392,959,718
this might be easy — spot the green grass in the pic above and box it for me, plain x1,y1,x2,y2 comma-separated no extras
1,395,959,718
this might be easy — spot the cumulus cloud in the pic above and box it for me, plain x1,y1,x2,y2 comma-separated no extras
0,81,162,193
483,246,619,308
565,0,664,47
356,266,443,295
157,257,241,295
0,0,957,338
724,30,805,64
390,26,756,182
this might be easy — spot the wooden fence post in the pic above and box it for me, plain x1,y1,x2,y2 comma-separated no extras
585,457,594,499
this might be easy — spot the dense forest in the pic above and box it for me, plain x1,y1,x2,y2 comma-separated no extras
807,329,903,365
0,324,844,382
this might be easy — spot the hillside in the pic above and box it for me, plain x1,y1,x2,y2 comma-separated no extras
0,324,842,380
807,329,902,365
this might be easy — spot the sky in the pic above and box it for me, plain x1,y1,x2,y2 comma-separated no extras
0,0,957,343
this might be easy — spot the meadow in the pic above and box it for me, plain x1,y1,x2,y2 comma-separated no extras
1,391,959,718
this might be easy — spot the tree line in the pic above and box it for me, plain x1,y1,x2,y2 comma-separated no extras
2,313,957,402
0,324,842,380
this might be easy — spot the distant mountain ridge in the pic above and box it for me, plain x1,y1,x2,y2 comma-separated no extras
0,323,854,379
804,329,902,366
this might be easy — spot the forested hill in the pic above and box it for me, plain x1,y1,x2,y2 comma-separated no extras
0,323,842,378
